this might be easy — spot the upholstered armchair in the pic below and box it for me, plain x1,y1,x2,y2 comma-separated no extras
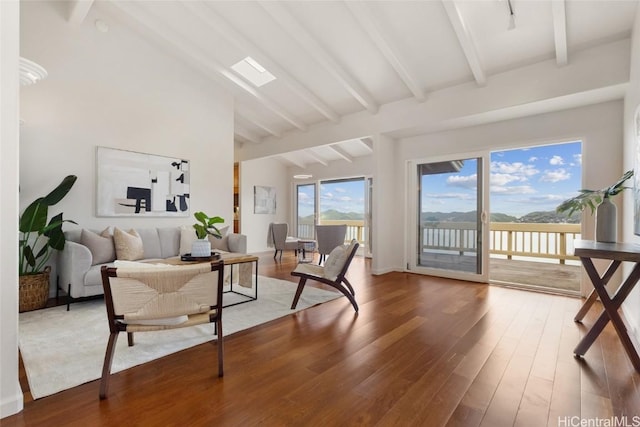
268,223,299,260
315,224,347,265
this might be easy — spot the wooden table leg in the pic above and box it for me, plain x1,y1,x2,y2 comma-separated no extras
574,259,640,371
574,260,621,322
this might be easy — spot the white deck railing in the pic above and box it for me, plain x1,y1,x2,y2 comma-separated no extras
298,220,581,264
422,221,581,264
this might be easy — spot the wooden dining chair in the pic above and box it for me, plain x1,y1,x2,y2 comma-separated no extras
99,260,225,399
291,239,359,312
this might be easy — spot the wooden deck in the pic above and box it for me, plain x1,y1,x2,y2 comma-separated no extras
489,257,581,294
420,252,581,294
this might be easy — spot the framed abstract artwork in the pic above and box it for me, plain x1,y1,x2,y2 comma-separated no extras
96,146,190,217
254,185,276,214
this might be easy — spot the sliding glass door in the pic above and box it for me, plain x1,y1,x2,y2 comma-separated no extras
296,183,316,239
409,154,489,282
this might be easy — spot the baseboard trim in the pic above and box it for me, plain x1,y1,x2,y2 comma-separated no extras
0,384,24,419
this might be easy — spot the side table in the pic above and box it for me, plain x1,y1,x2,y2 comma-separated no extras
297,239,316,263
573,239,640,372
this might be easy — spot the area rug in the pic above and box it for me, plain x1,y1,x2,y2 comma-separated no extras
19,276,340,399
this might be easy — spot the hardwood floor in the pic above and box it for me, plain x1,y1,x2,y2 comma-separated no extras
5,252,640,426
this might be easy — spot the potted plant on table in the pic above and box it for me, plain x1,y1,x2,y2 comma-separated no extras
556,170,633,243
191,211,225,257
19,175,77,312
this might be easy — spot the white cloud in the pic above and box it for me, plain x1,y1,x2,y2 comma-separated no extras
549,155,564,165
334,187,347,193
540,168,571,183
491,173,526,186
447,174,477,189
528,156,538,162
573,153,582,165
424,192,474,200
491,161,538,177
490,185,536,195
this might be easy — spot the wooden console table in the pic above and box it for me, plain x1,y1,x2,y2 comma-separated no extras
573,239,640,372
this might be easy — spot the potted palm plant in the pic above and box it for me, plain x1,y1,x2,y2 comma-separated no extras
191,211,224,257
556,170,633,242
19,175,77,311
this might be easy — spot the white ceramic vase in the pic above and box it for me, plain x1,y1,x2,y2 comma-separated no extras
191,238,211,257
595,196,617,243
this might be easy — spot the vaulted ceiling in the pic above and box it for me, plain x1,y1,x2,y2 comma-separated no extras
70,0,638,167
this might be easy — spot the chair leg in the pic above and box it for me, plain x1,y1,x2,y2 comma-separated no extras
127,332,134,347
342,277,355,296
100,332,119,399
326,281,359,312
291,277,308,309
217,318,224,377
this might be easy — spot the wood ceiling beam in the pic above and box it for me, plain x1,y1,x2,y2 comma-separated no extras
260,1,379,114
235,106,281,138
355,138,374,152
183,2,340,124
327,145,353,163
442,0,486,86
68,0,94,24
234,124,261,144
307,149,329,166
345,1,425,102
109,1,308,132
552,0,568,66
278,154,306,168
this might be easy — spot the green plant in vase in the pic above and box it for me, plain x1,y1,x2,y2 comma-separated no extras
191,211,224,257
556,170,633,242
19,175,77,311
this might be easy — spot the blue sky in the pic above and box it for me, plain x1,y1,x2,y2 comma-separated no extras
422,141,582,217
297,178,365,217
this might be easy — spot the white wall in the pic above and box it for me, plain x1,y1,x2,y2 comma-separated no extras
20,2,234,296
372,134,402,275
622,5,640,346
239,157,291,253
0,0,23,419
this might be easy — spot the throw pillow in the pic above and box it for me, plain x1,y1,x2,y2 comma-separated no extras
179,225,196,255
323,245,347,280
81,228,116,265
113,228,144,261
208,226,230,251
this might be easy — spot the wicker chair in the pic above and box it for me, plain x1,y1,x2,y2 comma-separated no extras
291,239,359,312
99,261,225,399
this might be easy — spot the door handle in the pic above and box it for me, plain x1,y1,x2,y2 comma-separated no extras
481,211,487,223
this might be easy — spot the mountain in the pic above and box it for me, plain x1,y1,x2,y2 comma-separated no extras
517,210,580,224
303,209,578,224
421,210,578,223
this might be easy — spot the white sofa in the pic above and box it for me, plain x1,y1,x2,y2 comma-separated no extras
58,226,247,307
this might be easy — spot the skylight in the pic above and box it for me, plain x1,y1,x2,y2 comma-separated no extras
231,56,276,87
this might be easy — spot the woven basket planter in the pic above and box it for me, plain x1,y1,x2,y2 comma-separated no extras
19,266,51,312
